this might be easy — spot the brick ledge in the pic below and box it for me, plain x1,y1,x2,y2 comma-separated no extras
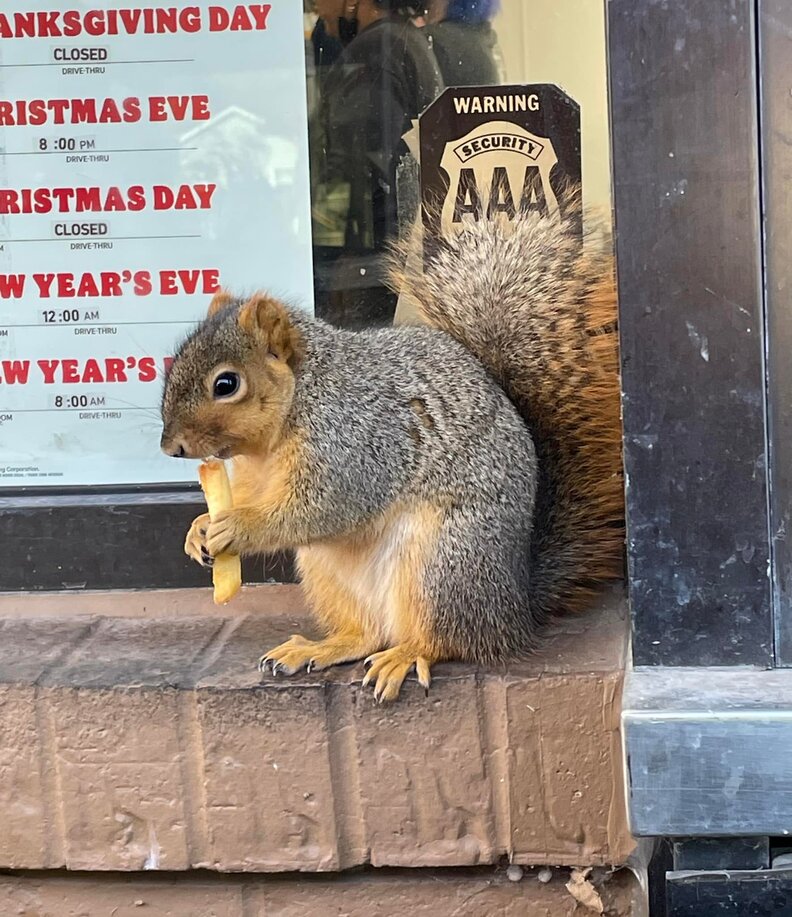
0,867,641,916
0,590,632,873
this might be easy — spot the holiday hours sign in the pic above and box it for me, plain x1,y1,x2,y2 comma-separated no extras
0,3,313,487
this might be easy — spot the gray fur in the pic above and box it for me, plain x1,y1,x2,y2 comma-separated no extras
291,314,540,659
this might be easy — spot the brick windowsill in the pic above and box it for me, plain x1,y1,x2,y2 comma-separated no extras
0,587,633,873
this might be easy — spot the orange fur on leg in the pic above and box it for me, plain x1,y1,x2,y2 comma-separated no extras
259,545,383,677
259,502,446,699
361,503,446,702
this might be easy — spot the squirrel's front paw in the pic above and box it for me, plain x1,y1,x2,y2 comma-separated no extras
206,509,255,557
184,512,212,567
260,634,376,676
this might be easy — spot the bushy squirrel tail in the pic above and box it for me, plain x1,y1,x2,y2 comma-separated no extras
391,196,624,619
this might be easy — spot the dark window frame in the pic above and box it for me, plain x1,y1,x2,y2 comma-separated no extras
608,0,776,667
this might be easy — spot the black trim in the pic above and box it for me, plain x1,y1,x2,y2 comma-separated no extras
608,0,773,665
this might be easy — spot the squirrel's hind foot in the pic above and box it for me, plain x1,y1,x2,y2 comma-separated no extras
362,646,433,703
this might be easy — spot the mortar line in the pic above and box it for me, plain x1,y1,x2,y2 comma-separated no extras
29,617,103,867
33,685,68,866
479,674,513,859
174,615,246,867
175,689,212,867
325,681,368,869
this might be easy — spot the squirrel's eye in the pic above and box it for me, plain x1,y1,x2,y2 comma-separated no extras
213,371,240,399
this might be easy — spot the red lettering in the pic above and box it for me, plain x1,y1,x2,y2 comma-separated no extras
59,274,76,298
128,185,146,211
193,95,210,120
1,360,30,384
209,4,271,31
173,185,196,209
250,4,272,29
0,7,206,39
153,183,215,210
104,358,127,382
70,98,97,124
82,358,103,383
117,8,142,33
193,183,215,208
76,273,99,297
181,7,201,32
98,97,122,124
13,13,36,38
0,186,150,213
32,274,54,298
231,7,253,30
103,186,128,211
0,273,25,298
133,271,152,295
49,98,69,124
158,268,220,295
148,96,167,122
168,95,189,120
181,270,201,294
28,100,46,125
62,10,81,36
0,190,19,214
204,269,221,293
84,11,105,36
159,270,178,296
36,11,61,37
138,357,156,382
122,97,141,122
61,359,80,383
100,272,122,297
72,187,100,211
147,94,212,122
208,6,230,30
37,360,58,384
0,98,144,126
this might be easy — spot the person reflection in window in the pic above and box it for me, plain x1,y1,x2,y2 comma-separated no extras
311,0,443,326
311,14,343,73
426,0,504,87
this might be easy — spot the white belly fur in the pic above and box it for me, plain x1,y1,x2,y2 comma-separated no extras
298,509,421,645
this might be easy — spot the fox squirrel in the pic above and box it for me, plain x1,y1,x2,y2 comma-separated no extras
160,201,623,701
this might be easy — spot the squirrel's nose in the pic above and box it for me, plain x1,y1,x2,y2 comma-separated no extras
161,432,188,458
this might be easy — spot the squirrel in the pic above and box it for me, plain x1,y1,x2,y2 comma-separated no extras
160,197,623,702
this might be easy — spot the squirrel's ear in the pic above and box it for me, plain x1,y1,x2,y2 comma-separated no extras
238,294,304,368
207,290,235,318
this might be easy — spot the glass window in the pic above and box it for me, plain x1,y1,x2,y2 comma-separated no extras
304,0,612,330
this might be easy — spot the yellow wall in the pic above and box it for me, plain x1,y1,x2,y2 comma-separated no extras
493,1,612,215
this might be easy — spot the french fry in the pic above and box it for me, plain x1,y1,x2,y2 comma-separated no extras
198,460,242,605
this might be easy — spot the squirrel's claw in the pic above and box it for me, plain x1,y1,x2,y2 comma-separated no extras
259,634,376,680
205,510,241,557
362,646,433,702
184,512,212,566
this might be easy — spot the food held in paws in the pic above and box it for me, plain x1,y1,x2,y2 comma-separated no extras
198,460,242,605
